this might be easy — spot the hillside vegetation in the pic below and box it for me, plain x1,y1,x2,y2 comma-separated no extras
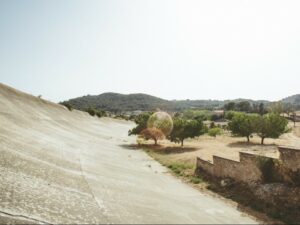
62,92,279,113
282,94,300,107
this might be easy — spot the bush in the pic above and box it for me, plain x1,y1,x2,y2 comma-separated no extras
86,107,96,116
224,111,237,120
60,102,73,111
96,110,106,118
208,127,223,138
256,157,283,183
190,176,203,184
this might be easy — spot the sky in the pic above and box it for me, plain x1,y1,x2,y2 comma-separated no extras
0,0,299,102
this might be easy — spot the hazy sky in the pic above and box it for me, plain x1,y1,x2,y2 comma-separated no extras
0,0,299,102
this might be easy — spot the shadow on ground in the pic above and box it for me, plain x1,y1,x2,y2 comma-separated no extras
119,144,199,154
227,141,277,148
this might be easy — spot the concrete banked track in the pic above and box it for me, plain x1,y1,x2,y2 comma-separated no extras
0,83,257,224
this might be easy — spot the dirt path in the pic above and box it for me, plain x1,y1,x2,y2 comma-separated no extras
0,83,258,224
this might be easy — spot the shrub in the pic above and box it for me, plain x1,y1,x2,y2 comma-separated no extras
96,110,106,118
60,102,73,111
224,111,237,120
86,107,96,116
190,176,203,184
208,127,223,138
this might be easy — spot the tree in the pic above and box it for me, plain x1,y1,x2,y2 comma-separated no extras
255,113,289,145
168,118,204,146
147,112,173,136
208,127,223,138
268,101,284,115
224,111,237,120
228,112,259,142
224,102,236,111
128,112,152,135
236,101,251,112
139,128,165,145
259,103,266,115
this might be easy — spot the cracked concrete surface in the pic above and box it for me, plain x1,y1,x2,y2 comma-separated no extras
0,83,258,224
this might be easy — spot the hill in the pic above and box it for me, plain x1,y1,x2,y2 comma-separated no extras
62,92,176,112
282,94,300,107
62,92,271,113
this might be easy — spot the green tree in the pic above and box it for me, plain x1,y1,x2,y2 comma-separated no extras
208,127,223,138
268,101,284,115
224,111,237,120
168,118,204,146
259,103,266,115
147,112,173,136
236,101,251,112
128,112,152,135
228,112,259,142
255,113,289,145
224,102,236,111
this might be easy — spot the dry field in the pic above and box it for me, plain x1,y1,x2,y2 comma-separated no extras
142,121,300,166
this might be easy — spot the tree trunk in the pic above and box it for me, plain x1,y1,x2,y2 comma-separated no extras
154,138,157,145
261,137,265,145
247,136,250,142
181,139,184,147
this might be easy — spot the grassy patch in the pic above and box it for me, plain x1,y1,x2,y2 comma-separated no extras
190,176,203,184
143,146,203,185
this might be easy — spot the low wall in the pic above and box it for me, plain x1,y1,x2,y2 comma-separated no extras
278,146,300,171
196,157,213,175
212,156,240,180
196,146,300,186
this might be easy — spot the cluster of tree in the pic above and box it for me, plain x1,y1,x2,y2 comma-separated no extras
228,112,289,144
86,107,106,118
225,101,298,127
129,112,205,146
181,109,224,122
224,101,267,114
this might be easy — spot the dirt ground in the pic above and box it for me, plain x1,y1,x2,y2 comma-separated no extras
141,122,300,166
152,122,300,162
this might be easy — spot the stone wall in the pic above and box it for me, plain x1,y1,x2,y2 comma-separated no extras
196,146,300,186
278,146,300,171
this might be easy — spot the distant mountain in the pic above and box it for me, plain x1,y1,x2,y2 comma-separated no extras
61,92,276,113
62,92,176,112
282,94,300,107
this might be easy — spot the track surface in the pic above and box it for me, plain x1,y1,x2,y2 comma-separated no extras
0,84,257,224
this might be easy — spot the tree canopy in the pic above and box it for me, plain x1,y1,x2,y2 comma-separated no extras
255,113,289,144
169,118,205,146
228,112,259,142
128,112,152,136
